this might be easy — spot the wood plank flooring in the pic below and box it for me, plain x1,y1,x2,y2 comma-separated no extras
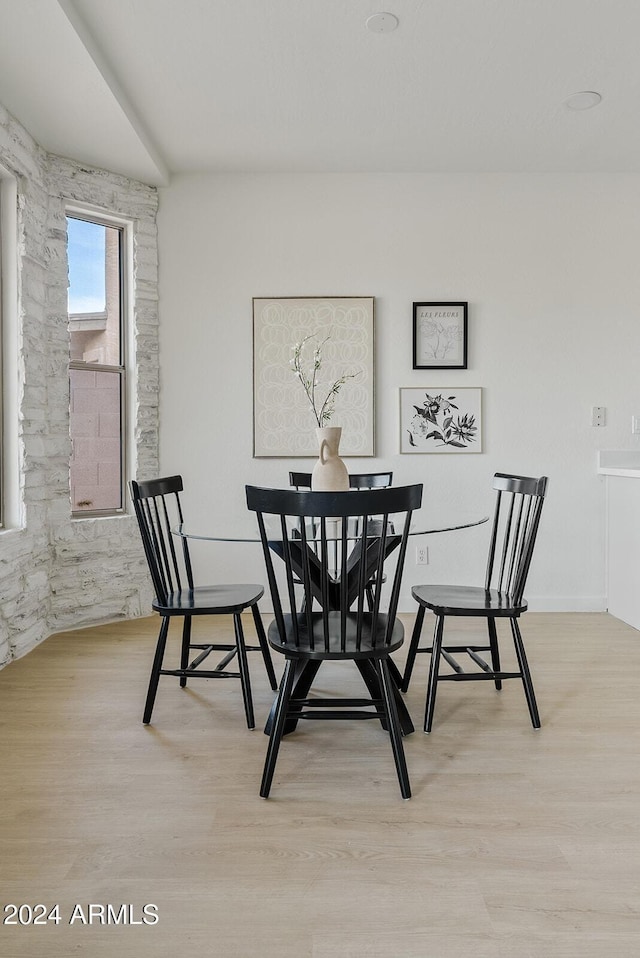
0,611,639,957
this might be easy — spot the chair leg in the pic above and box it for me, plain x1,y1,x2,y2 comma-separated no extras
424,614,445,733
179,615,192,688
386,657,404,691
265,660,322,736
401,603,426,692
355,660,390,730
233,613,255,730
487,617,502,691
260,658,296,798
366,583,375,612
143,616,170,725
251,603,277,690
378,659,411,799
510,618,541,729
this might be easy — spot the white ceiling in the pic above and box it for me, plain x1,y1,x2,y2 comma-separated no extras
1,0,639,186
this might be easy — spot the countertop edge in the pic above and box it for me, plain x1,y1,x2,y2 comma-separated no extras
597,467,640,478
597,450,640,478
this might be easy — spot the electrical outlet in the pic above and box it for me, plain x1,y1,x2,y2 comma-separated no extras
416,545,429,565
632,415,640,436
591,406,606,427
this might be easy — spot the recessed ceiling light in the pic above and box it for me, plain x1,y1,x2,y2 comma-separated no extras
564,91,602,111
366,12,399,33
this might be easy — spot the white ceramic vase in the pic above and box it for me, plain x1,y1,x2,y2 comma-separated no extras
311,426,349,491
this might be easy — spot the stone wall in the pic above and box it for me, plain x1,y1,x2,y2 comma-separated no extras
0,103,159,666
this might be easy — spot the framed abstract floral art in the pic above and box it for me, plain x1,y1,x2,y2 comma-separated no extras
253,296,375,457
400,387,482,454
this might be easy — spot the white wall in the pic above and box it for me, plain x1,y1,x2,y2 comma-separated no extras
157,173,640,611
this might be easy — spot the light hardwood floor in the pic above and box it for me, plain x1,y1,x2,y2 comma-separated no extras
0,611,639,957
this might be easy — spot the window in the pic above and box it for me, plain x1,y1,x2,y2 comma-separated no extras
67,213,126,516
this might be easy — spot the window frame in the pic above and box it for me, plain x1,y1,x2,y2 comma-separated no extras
0,167,18,531
0,182,3,526
67,206,131,519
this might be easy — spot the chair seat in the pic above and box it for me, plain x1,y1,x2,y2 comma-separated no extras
267,612,405,660
412,584,528,617
153,583,265,616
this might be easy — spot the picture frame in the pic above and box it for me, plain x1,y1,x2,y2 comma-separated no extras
253,296,375,457
400,387,482,454
413,301,468,369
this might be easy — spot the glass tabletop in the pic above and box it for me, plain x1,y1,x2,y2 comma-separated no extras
174,510,489,543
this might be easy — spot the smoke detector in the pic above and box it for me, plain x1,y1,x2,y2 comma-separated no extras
366,13,399,33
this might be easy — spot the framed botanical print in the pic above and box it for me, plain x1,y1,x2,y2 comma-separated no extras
400,387,482,453
413,302,468,369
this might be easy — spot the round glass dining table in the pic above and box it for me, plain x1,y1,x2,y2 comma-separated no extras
174,506,489,737
174,510,489,544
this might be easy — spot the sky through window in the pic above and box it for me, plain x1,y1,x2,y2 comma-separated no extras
67,217,106,314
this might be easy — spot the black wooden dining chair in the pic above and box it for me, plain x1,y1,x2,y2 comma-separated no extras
246,483,422,799
401,473,548,733
289,471,393,491
130,476,277,729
